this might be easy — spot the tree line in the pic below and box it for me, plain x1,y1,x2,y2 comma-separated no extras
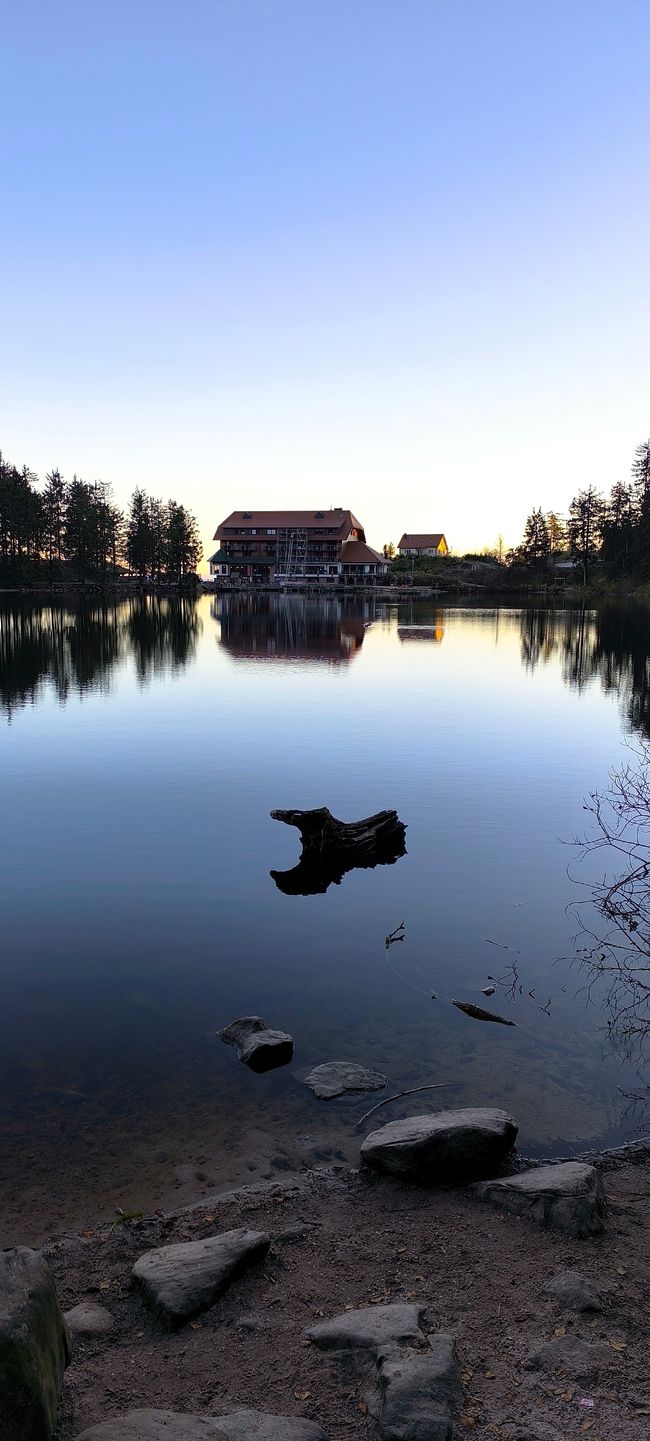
512,439,650,585
0,452,202,586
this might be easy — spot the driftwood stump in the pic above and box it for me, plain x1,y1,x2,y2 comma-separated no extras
270,806,407,895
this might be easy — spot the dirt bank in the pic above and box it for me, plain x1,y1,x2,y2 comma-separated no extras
47,1155,650,1441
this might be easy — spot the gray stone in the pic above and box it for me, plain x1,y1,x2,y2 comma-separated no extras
217,1412,330,1440
64,1301,115,1339
306,1303,423,1355
75,1413,227,1440
360,1108,518,1182
527,1334,605,1381
132,1229,270,1328
0,1245,71,1441
545,1270,603,1312
219,1017,293,1073
75,1415,331,1441
475,1162,606,1238
302,1062,387,1100
377,1335,459,1440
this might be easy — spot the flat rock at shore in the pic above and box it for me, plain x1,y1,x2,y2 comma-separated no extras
132,1229,270,1327
526,1333,606,1381
306,1303,424,1354
301,1061,387,1099
75,1413,228,1440
377,1336,459,1441
76,1413,330,1441
360,1108,518,1182
0,1245,71,1441
219,1017,294,1073
474,1162,606,1237
216,1410,330,1440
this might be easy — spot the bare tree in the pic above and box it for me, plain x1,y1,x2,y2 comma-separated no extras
571,743,650,1115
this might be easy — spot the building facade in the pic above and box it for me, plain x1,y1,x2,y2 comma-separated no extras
398,532,449,557
210,510,388,583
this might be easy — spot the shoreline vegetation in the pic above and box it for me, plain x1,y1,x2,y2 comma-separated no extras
3,437,650,599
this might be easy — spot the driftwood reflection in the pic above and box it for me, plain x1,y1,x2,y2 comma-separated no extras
270,805,407,895
0,597,201,718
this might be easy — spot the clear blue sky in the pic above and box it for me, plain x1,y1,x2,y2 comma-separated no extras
1,1,649,562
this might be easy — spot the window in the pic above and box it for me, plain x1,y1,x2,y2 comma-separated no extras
267,528,276,535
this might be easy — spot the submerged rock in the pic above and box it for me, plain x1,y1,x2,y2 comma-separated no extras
132,1229,270,1328
475,1162,606,1238
360,1108,518,1182
302,1061,387,1100
0,1245,70,1441
219,1016,294,1073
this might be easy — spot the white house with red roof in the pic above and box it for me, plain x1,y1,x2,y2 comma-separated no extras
398,532,449,557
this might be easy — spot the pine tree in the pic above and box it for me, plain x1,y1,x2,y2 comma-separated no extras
567,487,604,586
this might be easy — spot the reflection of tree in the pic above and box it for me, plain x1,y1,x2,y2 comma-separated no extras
0,598,201,718
127,597,201,685
520,604,650,738
571,743,650,1120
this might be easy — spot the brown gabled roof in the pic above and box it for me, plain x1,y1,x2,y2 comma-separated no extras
215,509,363,540
340,540,386,565
398,533,446,549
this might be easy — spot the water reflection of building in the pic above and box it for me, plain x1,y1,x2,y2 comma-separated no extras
213,594,371,663
397,607,446,645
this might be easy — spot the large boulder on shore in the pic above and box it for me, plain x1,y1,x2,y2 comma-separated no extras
132,1229,270,1328
219,1016,294,1073
360,1108,518,1182
0,1246,71,1441
474,1162,606,1238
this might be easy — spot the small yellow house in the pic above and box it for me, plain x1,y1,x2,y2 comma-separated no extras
398,532,449,558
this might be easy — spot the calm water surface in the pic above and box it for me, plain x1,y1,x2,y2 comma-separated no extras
1,593,649,1241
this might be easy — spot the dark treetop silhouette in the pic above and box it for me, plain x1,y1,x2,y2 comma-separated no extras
270,805,407,895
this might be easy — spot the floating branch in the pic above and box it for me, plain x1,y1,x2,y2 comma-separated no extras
270,806,407,896
356,1082,457,1129
385,921,406,949
452,1000,517,1027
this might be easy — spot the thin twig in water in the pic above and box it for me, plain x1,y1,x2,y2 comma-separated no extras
356,1082,455,1129
385,921,406,950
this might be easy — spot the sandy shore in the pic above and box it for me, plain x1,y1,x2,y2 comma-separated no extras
45,1152,650,1441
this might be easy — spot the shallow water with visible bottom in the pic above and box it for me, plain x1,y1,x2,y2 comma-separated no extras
1,592,649,1243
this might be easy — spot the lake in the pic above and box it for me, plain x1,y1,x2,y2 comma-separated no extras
1,592,649,1243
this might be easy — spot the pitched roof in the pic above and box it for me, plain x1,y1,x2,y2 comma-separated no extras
340,540,386,565
215,509,362,539
399,533,446,549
